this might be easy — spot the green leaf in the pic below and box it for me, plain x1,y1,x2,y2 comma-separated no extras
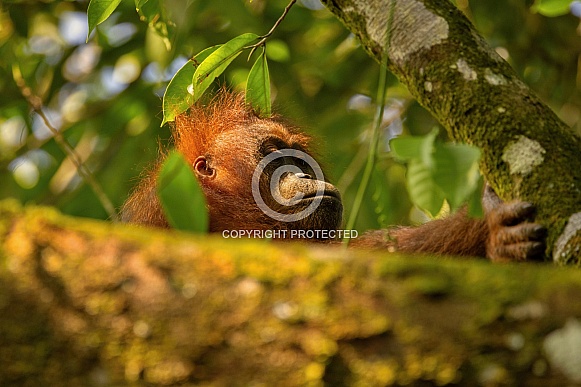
245,50,271,117
157,151,208,233
191,45,222,67
135,0,175,50
432,143,481,210
391,130,482,217
87,0,123,40
467,177,484,218
406,159,446,217
162,46,221,126
531,0,572,16
193,33,259,101
390,129,438,167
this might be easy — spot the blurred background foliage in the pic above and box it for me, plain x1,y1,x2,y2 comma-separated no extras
0,0,580,233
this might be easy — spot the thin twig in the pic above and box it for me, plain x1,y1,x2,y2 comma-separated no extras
13,65,120,222
247,0,297,60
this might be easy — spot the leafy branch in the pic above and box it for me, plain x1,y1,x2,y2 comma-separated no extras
246,0,298,59
12,66,119,222
161,0,298,124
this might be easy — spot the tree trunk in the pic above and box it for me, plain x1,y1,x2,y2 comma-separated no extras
321,0,581,265
2,200,581,385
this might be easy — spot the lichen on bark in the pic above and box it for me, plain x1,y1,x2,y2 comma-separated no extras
3,200,581,385
321,0,581,264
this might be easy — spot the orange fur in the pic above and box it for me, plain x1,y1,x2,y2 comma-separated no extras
123,91,546,261
122,91,312,231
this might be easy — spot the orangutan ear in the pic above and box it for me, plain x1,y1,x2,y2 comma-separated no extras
193,156,215,178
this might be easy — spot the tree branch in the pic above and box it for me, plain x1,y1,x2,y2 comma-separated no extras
321,0,581,264
13,66,119,222
1,200,580,385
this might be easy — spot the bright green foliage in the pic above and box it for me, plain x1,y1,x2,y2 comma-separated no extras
432,143,482,212
192,33,259,102
157,151,208,233
391,130,482,217
162,46,221,125
405,159,447,217
390,130,438,169
87,0,123,39
162,60,196,126
135,0,175,50
245,49,271,117
531,0,572,16
87,0,173,46
1,0,579,233
467,178,484,218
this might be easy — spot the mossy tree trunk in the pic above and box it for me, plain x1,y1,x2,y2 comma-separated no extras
2,200,581,385
321,0,581,264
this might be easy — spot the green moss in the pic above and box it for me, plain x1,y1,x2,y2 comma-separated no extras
3,202,581,384
329,0,581,264
403,272,452,297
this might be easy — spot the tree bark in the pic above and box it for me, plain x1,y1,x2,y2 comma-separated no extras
321,0,581,265
2,200,581,385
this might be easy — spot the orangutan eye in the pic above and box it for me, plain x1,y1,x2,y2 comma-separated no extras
261,137,287,156
264,144,278,154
